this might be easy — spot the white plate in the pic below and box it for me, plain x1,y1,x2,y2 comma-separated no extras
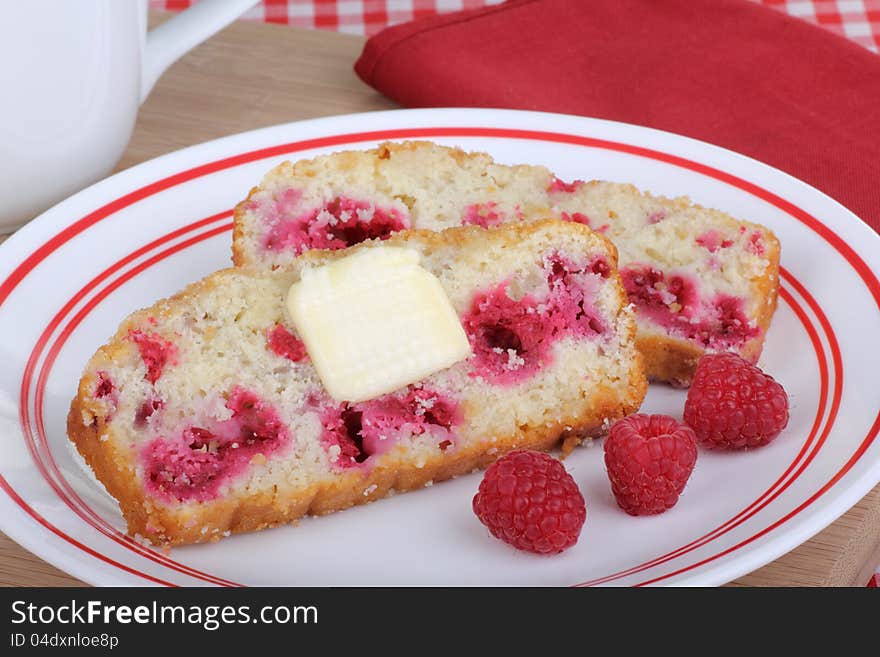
1,109,879,587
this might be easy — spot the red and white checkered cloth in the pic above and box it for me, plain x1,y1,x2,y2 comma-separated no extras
152,0,880,51
151,0,880,585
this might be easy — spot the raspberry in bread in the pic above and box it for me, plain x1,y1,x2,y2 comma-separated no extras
68,220,646,546
232,141,779,386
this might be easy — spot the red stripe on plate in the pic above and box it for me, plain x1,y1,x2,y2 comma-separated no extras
637,410,880,586
632,269,848,586
2,126,878,586
0,475,176,587
580,275,834,585
22,221,240,587
2,127,878,307
24,244,836,587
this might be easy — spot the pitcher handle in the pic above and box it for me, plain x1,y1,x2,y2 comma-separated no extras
141,0,258,102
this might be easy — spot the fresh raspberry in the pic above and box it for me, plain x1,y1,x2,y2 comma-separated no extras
472,450,586,554
684,353,789,449
604,414,697,516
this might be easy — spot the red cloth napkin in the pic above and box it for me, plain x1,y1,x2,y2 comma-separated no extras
355,0,880,232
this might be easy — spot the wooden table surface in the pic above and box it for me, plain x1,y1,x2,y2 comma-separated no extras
1,15,879,587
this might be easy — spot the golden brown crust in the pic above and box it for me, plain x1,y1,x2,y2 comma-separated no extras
231,185,260,267
635,333,704,388
69,219,646,546
68,365,644,547
635,331,766,388
750,228,782,358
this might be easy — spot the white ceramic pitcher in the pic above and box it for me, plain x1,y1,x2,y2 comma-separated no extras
0,0,257,232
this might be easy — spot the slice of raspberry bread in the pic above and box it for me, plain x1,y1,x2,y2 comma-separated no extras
232,141,780,386
68,220,646,546
549,182,780,386
232,141,555,269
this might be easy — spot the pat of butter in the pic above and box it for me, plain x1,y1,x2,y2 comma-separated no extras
286,246,471,403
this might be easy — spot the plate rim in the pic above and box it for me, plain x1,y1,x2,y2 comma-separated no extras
1,107,879,586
